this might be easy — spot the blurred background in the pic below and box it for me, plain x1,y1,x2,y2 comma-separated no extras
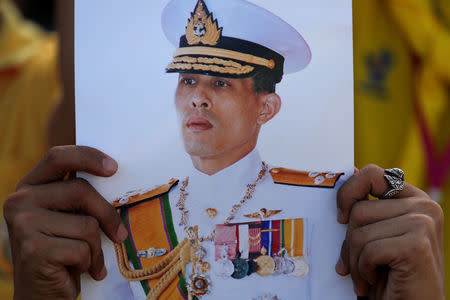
12,0,55,30
0,0,448,298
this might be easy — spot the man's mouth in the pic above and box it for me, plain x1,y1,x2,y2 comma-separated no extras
186,116,213,131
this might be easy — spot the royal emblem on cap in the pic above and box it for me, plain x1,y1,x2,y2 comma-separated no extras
186,0,222,46
163,0,312,80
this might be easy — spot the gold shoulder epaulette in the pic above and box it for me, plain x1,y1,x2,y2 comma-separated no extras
270,168,344,188
112,178,179,209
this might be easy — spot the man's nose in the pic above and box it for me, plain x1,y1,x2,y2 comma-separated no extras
191,88,211,109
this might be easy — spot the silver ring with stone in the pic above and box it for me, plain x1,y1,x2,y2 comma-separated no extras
381,168,405,199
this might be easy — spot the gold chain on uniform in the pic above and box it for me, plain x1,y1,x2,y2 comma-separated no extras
176,161,268,242
176,161,268,298
176,161,268,300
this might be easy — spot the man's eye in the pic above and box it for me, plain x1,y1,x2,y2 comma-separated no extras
215,80,229,88
181,78,195,85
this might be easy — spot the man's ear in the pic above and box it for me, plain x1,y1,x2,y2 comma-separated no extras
257,93,281,125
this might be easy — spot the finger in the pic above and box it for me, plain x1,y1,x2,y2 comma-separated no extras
357,233,432,290
346,197,442,230
18,234,89,299
36,211,106,280
40,179,127,244
359,231,444,300
337,164,427,224
7,208,106,280
346,215,412,295
21,234,93,274
46,238,93,274
8,179,127,244
367,270,388,300
357,236,405,296
353,167,368,202
342,197,444,273
355,213,440,283
68,268,82,296
338,200,406,276
336,239,350,275
338,200,443,278
18,145,118,187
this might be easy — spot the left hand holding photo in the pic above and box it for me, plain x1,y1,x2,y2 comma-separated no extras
3,146,127,300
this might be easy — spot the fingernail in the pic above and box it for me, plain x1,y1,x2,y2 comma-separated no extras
354,285,364,296
353,285,359,296
98,266,107,280
116,224,128,243
337,208,344,223
103,158,118,174
335,257,346,275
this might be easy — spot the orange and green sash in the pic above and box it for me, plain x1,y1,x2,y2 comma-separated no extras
120,193,189,299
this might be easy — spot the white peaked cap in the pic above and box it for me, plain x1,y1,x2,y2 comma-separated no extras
162,0,311,79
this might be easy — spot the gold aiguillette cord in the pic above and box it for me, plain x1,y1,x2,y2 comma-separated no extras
114,238,191,300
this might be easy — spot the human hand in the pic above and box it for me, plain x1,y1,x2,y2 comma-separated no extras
3,146,128,300
336,164,445,300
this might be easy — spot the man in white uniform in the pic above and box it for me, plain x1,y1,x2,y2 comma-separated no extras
91,0,351,299
3,0,445,300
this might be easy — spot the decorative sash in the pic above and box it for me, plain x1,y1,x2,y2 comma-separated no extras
116,193,190,300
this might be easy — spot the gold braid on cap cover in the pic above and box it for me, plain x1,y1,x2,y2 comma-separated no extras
114,238,191,300
173,56,249,68
174,47,275,69
167,54,257,74
167,62,254,75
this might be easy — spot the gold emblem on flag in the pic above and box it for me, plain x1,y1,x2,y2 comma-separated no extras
186,0,222,46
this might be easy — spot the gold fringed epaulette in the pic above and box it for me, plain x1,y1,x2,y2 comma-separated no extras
270,168,344,188
112,178,179,209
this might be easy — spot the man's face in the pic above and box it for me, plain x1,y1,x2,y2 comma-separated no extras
175,73,262,159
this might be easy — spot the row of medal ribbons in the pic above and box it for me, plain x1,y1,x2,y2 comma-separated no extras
213,219,309,279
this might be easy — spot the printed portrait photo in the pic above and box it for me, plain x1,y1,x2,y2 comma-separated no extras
75,0,354,299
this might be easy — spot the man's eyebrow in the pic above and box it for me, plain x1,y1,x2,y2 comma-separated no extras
180,74,196,79
214,77,231,82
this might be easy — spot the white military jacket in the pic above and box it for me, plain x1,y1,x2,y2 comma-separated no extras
82,149,354,299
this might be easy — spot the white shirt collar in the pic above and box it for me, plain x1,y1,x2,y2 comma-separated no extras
184,148,264,210
188,148,262,186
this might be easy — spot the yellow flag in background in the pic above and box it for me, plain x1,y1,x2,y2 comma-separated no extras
0,1,61,204
354,0,450,297
0,1,61,298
